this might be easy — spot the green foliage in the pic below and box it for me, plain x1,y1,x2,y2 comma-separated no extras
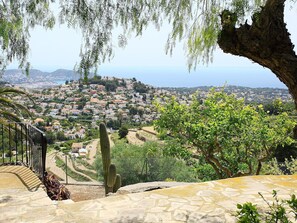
1,0,290,74
162,139,192,160
70,157,98,181
45,131,56,145
96,141,198,186
236,202,260,223
236,191,297,222
118,126,129,139
56,131,67,141
262,157,297,175
0,1,54,70
55,155,91,182
133,81,149,93
85,76,123,92
106,119,121,130
0,87,32,124
155,89,296,179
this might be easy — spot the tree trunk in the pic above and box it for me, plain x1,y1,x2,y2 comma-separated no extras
218,0,297,107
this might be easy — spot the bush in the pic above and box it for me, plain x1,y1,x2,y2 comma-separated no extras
118,126,129,139
95,142,198,186
236,190,297,222
261,157,297,175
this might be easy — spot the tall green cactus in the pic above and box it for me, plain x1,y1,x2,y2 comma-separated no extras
99,123,121,195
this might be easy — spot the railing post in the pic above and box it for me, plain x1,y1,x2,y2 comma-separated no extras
8,124,11,164
1,124,4,164
14,123,18,164
41,133,47,183
20,123,24,164
0,122,47,182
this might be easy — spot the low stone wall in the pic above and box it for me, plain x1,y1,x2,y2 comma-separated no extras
117,181,193,195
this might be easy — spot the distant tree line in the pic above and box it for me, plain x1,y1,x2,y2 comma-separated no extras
133,81,149,93
79,76,126,92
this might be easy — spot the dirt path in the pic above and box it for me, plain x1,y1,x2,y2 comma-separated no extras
46,151,76,183
47,151,99,183
142,126,157,135
86,139,99,165
126,130,145,145
55,153,98,183
65,184,105,202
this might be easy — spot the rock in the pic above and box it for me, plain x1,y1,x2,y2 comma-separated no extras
117,182,193,195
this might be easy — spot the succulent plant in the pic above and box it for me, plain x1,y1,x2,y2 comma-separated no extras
99,122,121,195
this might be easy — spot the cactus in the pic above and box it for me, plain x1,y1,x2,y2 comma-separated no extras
113,174,122,193
107,164,117,187
99,123,121,195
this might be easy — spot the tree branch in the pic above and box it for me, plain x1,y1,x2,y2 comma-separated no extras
218,0,297,107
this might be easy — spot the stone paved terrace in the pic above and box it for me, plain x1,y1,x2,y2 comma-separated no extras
1,166,297,222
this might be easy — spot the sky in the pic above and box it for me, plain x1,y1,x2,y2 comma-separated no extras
8,2,297,88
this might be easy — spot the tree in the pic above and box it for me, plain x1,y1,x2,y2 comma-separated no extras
105,82,117,92
118,126,128,139
45,131,56,144
58,0,297,110
56,131,67,141
0,1,54,72
154,89,296,179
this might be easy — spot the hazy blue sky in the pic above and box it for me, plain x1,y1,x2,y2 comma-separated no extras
8,2,296,88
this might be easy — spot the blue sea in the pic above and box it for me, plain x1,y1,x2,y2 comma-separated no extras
97,66,287,89
55,80,67,85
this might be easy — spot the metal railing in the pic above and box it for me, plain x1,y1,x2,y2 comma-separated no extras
0,122,47,182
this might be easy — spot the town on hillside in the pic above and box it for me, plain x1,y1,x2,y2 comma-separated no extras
7,75,293,140
1,73,297,196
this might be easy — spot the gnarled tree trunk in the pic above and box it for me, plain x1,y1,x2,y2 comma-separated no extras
218,0,297,107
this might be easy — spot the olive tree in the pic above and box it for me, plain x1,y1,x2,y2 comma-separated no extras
154,89,296,179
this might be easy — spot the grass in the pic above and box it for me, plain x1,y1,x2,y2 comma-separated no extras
55,156,91,182
70,158,98,181
111,132,128,144
137,131,157,141
76,158,96,170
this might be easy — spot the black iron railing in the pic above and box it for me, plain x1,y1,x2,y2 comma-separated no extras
0,122,47,182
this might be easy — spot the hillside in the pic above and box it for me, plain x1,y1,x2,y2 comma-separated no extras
1,69,85,88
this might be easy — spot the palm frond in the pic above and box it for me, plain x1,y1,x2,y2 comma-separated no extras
0,86,33,123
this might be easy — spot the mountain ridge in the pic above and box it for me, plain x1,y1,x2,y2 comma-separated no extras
1,69,82,84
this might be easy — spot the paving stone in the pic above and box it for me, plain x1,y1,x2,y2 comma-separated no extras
186,212,206,222
157,199,170,207
167,202,184,212
135,197,156,208
168,198,188,203
224,213,236,223
173,209,189,221
2,166,297,223
179,204,199,212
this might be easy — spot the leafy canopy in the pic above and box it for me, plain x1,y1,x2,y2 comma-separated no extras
0,87,31,124
154,89,296,179
0,0,55,73
0,0,273,74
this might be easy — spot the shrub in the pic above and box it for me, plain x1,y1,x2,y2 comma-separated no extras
261,157,297,175
236,190,297,223
118,126,129,139
94,142,198,186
